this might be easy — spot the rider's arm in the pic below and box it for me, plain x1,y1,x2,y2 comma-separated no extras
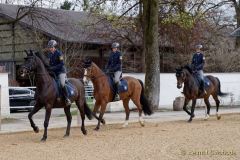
111,52,122,72
49,52,64,72
195,54,205,70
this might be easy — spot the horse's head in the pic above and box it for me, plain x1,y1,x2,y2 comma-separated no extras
83,57,94,83
175,67,187,89
18,50,38,78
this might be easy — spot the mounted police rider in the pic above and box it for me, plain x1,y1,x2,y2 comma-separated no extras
46,40,71,105
191,44,206,96
106,42,122,98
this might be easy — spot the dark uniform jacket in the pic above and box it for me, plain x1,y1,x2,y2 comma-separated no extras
106,51,122,72
47,50,66,76
191,52,205,71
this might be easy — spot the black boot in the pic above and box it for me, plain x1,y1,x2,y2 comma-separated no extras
113,83,120,101
62,86,71,106
199,80,206,96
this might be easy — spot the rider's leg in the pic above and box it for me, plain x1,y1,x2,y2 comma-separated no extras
113,71,122,100
198,70,206,95
114,71,122,85
59,73,71,105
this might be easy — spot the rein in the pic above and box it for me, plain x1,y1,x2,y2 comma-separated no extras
84,74,106,80
84,65,107,81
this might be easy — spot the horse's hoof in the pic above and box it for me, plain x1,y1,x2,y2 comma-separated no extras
204,115,210,121
63,134,69,138
140,122,145,127
81,128,87,135
122,123,128,128
34,127,39,133
188,119,192,123
94,127,99,131
101,119,106,125
217,115,221,120
41,137,47,142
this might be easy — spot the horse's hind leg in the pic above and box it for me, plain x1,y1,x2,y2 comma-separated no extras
204,97,211,120
42,104,52,141
132,97,144,127
76,100,87,135
63,106,72,137
122,98,130,127
28,102,42,133
212,94,221,120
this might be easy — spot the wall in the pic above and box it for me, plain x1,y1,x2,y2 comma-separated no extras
0,16,45,80
0,73,10,117
106,73,240,112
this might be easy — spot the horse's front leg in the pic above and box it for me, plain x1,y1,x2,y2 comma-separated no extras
122,98,130,127
92,101,105,125
95,102,107,131
28,102,43,133
64,105,72,137
183,98,191,116
188,99,196,122
41,104,52,142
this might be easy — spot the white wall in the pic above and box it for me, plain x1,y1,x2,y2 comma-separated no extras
0,73,10,117
107,73,240,111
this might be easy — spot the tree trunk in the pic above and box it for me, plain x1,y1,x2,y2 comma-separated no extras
143,0,160,110
139,0,145,72
234,2,240,49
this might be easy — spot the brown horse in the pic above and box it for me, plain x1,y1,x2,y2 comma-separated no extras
175,65,228,122
18,51,92,141
83,59,153,130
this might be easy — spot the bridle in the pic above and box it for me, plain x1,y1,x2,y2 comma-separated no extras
176,69,187,88
20,56,48,76
84,65,106,80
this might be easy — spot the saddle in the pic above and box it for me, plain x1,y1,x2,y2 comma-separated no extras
193,74,210,89
107,73,128,100
54,79,75,99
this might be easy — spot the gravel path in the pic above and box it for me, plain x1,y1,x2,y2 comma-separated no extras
0,113,239,160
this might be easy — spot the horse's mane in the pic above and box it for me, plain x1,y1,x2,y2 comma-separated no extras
183,64,193,74
35,52,50,68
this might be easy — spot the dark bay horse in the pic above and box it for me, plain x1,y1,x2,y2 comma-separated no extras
83,59,153,130
18,51,92,141
175,65,228,122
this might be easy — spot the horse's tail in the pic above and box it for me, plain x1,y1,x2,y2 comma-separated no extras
138,79,153,115
84,100,93,120
216,77,229,97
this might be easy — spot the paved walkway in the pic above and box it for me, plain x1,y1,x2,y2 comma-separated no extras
0,107,240,134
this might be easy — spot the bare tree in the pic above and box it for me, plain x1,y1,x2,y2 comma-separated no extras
142,0,159,110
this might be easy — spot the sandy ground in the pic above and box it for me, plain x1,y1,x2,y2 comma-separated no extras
0,113,239,160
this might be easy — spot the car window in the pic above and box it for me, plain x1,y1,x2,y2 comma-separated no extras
14,89,30,95
9,89,15,95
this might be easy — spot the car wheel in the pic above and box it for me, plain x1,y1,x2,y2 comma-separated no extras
28,100,36,112
29,100,36,106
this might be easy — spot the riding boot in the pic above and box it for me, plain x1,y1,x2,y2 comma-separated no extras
62,86,71,106
113,83,120,101
199,81,206,96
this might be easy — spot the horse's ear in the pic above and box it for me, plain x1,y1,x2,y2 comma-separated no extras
176,66,182,70
29,49,35,56
24,50,29,56
83,57,92,68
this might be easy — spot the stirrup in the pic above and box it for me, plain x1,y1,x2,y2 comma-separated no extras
113,94,120,101
66,98,71,105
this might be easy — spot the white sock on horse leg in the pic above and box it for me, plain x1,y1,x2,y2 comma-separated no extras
122,120,129,128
